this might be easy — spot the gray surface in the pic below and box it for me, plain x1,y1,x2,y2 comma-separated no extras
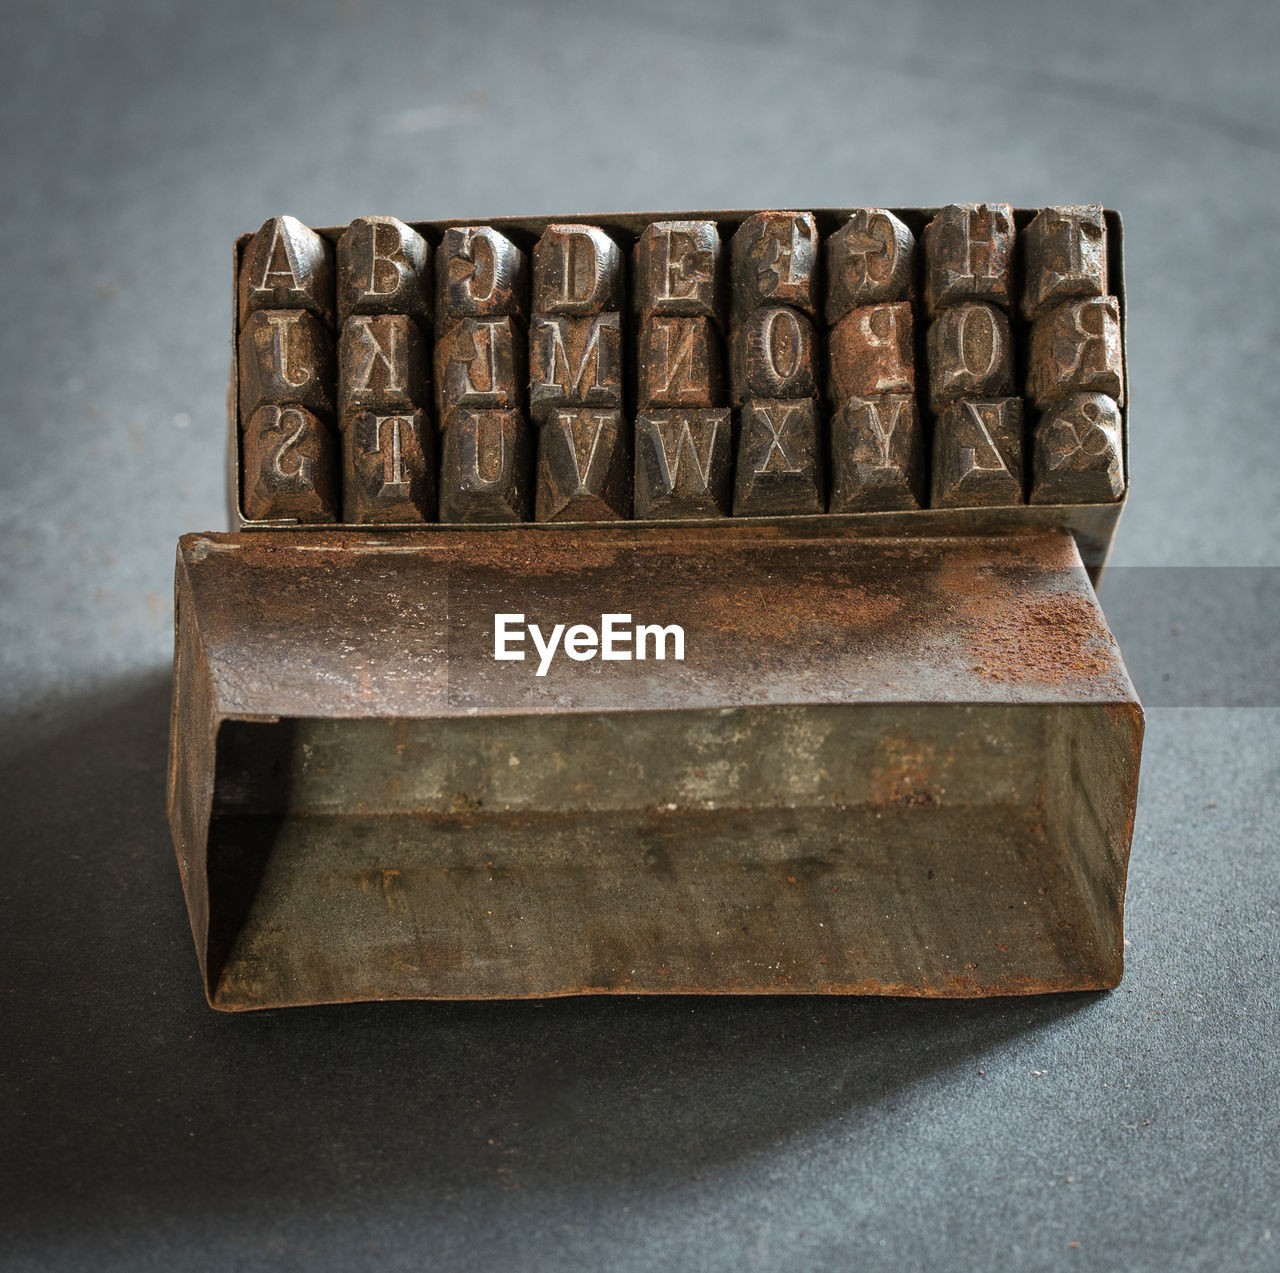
1,0,1277,1269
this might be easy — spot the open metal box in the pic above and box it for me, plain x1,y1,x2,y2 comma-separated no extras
168,206,1140,1010
168,524,1141,1010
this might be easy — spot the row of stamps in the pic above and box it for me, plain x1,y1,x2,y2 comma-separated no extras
234,207,1126,523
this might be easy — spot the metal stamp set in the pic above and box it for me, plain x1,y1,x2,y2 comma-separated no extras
232,206,1126,557
168,206,1142,1011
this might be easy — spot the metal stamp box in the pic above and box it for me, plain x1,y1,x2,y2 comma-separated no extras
228,208,1129,576
168,207,1141,1009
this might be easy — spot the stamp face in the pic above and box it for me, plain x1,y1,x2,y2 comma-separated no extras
1023,206,1107,319
338,216,432,323
826,209,915,322
634,409,733,519
530,315,624,422
923,203,1015,316
731,212,819,316
931,398,1025,508
534,225,623,315
536,409,631,522
635,221,724,320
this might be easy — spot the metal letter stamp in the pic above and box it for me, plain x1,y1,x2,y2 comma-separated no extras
638,316,722,408
732,398,824,516
238,309,334,422
923,203,1015,317
729,211,819,317
634,408,733,518
533,224,624,316
241,403,339,522
337,216,432,325
828,393,923,512
228,209,1127,565
436,316,526,418
1030,393,1124,504
1022,205,1107,321
529,314,623,423
342,409,435,523
931,397,1025,507
827,302,914,401
338,314,428,416
634,221,724,321
1026,296,1124,407
436,225,528,323
439,408,533,522
729,305,817,405
926,302,1015,410
825,208,915,323
238,215,334,328
535,408,632,521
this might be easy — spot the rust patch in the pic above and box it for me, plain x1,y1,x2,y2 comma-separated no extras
870,734,942,807
968,592,1113,684
698,577,906,642
932,539,1119,686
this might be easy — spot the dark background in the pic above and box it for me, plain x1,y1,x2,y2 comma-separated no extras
2,1,1277,1269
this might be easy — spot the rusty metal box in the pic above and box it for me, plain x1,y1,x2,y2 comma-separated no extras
169,524,1141,1010
168,207,1141,1010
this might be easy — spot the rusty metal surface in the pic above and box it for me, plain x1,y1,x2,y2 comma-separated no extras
176,525,1136,719
826,300,915,401
168,525,1142,1011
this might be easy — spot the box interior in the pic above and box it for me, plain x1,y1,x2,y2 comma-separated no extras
204,702,1134,1008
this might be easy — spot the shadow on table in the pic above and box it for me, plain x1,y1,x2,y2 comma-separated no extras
0,670,1094,1233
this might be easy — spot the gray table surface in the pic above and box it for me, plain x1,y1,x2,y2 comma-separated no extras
2,1,1277,1269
